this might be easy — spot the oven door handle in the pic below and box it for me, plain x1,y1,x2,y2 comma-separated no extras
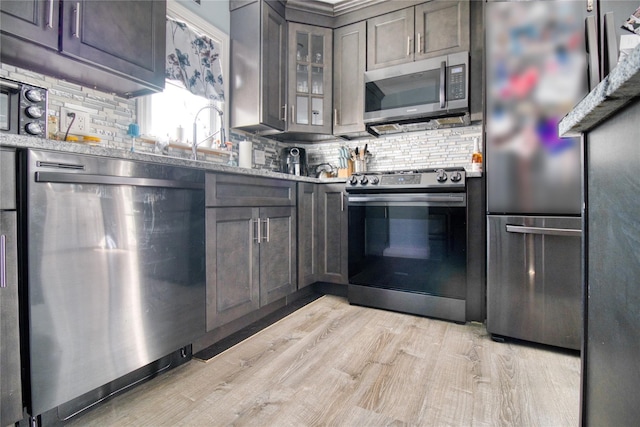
348,194,465,205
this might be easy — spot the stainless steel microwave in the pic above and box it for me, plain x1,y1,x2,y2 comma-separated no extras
0,77,48,138
364,51,469,124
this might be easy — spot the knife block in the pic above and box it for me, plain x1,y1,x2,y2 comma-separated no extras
337,160,354,178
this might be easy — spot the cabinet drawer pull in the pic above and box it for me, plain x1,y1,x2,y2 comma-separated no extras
263,218,270,242
253,218,261,244
1,235,6,288
73,2,81,39
47,0,54,29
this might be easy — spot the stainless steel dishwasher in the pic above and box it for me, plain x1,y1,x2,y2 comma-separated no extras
23,149,206,417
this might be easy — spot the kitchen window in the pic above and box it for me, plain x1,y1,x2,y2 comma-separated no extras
138,0,229,146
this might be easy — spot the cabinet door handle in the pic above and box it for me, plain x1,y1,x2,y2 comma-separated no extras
47,0,54,29
253,218,261,244
281,104,287,122
341,192,344,212
417,32,422,54
73,2,81,39
334,109,338,127
291,104,295,123
0,235,6,288
407,36,412,56
586,0,593,12
439,60,446,108
263,218,270,242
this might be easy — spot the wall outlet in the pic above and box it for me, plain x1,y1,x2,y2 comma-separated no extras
60,107,91,135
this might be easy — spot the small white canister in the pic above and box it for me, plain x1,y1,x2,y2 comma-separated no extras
238,140,252,168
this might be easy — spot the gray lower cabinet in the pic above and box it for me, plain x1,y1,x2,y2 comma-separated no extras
317,184,348,284
297,183,318,289
0,148,21,427
333,21,366,136
205,207,260,330
205,173,297,330
0,0,166,97
205,205,296,330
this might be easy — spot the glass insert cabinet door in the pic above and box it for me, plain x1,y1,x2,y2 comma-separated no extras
288,23,332,134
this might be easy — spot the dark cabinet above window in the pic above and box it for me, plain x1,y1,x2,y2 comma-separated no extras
0,0,166,98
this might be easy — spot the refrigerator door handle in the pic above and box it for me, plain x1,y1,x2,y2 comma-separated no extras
506,225,582,238
585,15,600,90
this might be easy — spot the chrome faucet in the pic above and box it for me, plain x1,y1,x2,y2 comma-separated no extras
192,103,225,160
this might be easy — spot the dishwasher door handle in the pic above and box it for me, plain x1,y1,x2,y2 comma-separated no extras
36,171,204,189
506,225,582,237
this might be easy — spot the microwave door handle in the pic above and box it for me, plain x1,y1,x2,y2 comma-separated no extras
439,61,446,108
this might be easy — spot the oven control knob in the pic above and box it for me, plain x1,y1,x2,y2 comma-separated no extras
436,169,448,182
24,89,44,103
450,171,462,182
26,106,44,119
348,175,359,186
360,176,369,185
370,176,379,185
25,122,44,135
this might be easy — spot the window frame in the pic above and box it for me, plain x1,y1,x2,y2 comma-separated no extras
138,0,230,142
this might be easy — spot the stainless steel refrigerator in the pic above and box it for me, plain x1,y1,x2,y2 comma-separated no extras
485,0,594,350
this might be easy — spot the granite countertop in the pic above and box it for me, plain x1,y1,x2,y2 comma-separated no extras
1,134,482,180
559,44,640,136
0,134,344,184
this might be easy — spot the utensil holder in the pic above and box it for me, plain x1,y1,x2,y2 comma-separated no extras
354,159,367,173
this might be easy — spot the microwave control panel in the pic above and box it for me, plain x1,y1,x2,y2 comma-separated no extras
447,65,466,101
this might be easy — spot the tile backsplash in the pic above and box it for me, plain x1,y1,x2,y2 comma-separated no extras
2,62,482,173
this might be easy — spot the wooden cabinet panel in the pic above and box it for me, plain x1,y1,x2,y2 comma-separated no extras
415,0,470,60
262,3,287,130
60,0,165,89
333,21,366,135
367,7,414,70
0,211,22,427
259,206,296,305
0,0,58,50
297,183,318,289
366,1,470,70
317,184,348,284
206,208,260,331
206,174,296,208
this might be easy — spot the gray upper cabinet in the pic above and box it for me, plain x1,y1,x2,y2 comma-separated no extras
230,1,287,132
0,0,166,97
414,1,470,60
287,22,333,135
367,7,415,70
0,0,59,50
366,1,470,70
333,21,366,135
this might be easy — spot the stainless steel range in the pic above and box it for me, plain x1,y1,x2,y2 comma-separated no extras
346,168,467,323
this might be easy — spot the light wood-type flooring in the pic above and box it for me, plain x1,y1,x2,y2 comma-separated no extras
68,295,580,426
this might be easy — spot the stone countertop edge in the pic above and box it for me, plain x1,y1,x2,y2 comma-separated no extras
1,134,483,180
559,44,640,136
